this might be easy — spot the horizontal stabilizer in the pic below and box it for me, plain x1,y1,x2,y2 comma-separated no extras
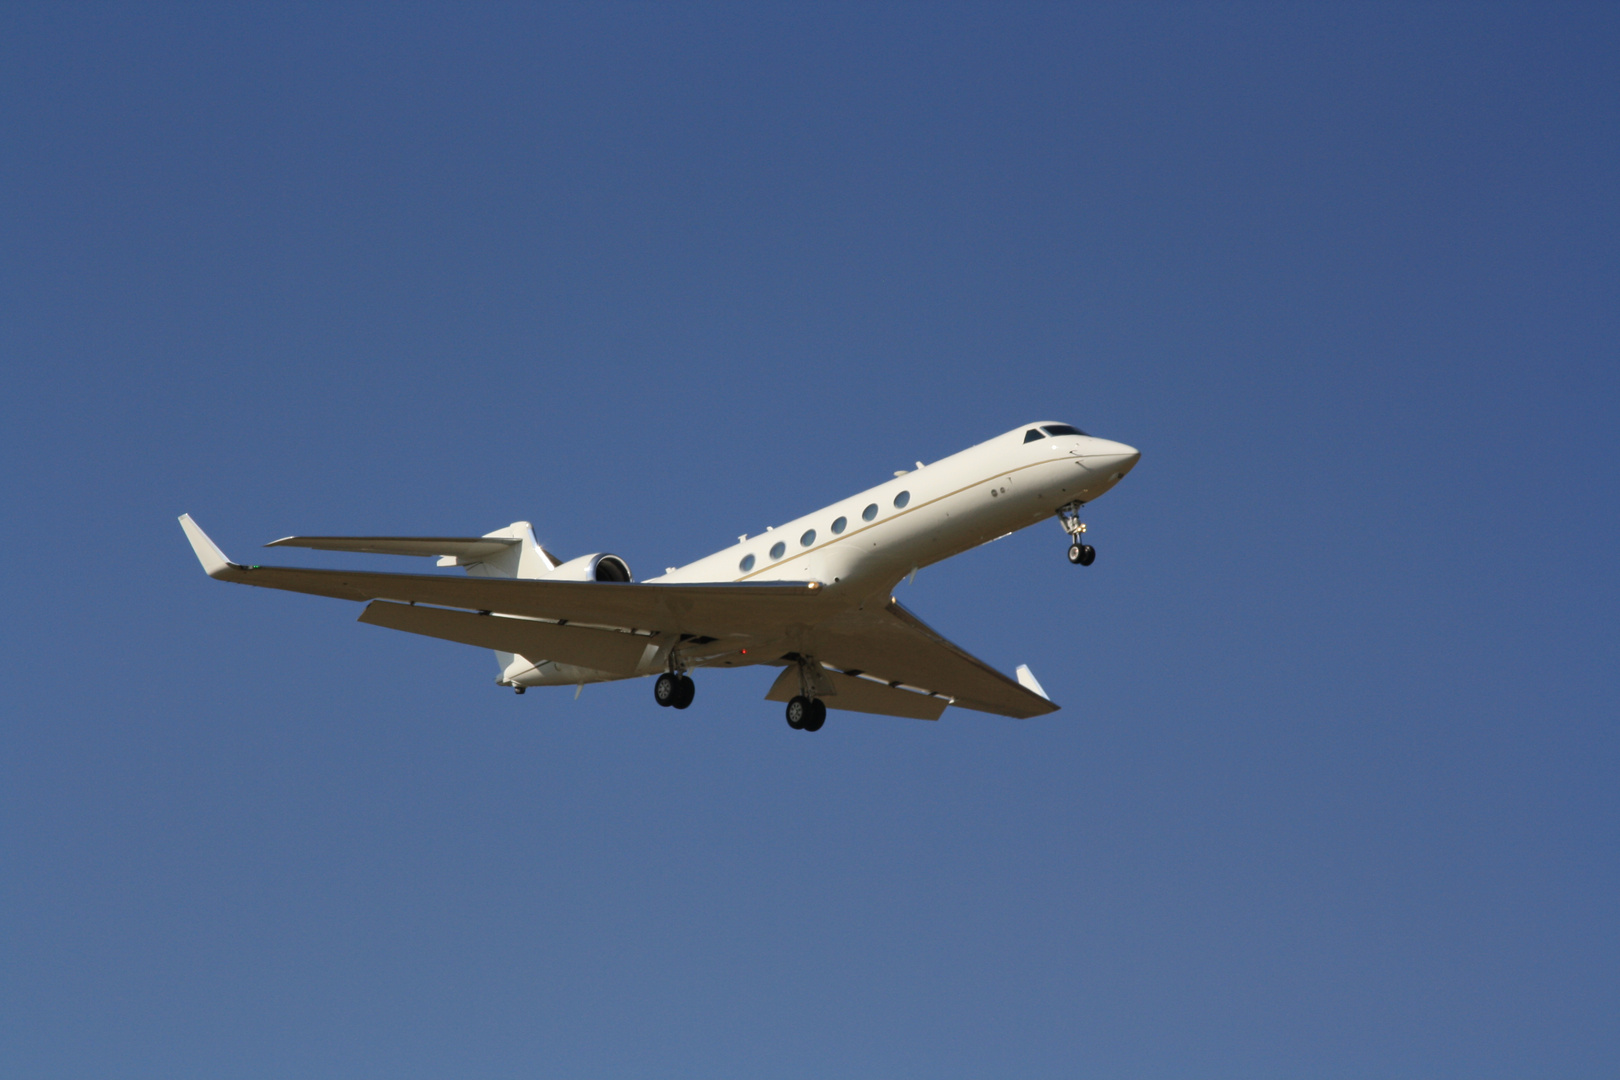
267,536,521,559
358,601,654,675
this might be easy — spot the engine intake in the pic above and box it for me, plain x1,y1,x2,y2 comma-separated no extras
545,552,632,583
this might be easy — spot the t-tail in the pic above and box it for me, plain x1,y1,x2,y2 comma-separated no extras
264,521,563,681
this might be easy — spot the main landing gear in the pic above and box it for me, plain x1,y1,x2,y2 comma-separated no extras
1058,501,1096,566
654,671,695,710
785,695,826,732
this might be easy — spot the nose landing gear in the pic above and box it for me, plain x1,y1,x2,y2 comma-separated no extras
1058,501,1096,566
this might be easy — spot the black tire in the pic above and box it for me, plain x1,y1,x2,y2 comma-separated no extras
803,699,826,732
785,695,809,730
654,672,678,706
1067,543,1083,564
672,675,695,710
1078,544,1096,566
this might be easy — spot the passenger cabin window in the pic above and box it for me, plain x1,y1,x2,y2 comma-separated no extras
831,516,847,534
800,529,816,547
1024,429,1045,442
739,554,755,572
1042,424,1089,437
770,541,786,560
862,503,878,521
893,490,910,509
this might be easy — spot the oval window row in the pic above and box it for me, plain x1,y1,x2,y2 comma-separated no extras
739,491,911,572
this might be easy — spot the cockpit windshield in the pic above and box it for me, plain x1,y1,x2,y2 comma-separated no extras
1042,424,1088,437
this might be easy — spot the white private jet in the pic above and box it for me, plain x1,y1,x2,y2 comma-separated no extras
180,422,1139,731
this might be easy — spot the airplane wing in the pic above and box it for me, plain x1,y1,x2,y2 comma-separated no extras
799,600,1059,719
180,514,822,637
181,515,1056,719
357,600,658,675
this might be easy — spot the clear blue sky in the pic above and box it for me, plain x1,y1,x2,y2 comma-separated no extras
3,5,1616,1077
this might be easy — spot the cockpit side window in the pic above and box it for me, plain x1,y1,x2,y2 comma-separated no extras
1023,428,1045,442
1042,424,1088,437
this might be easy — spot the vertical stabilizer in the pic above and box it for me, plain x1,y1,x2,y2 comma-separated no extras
438,521,557,580
440,521,558,683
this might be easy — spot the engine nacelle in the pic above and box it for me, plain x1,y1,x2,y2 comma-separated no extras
544,552,633,583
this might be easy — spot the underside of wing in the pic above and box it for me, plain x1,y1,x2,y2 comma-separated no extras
764,665,949,720
207,560,824,638
801,600,1059,718
181,516,1054,717
177,513,826,645
358,601,657,675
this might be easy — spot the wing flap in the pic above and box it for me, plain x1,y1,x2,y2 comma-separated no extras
358,601,654,675
808,601,1059,719
765,666,947,720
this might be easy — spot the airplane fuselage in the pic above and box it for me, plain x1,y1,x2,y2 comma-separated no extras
655,422,1140,594
516,422,1140,688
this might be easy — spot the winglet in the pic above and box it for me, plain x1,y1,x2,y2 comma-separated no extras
178,514,237,578
1015,663,1050,701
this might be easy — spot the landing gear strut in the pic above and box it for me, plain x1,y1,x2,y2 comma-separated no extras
654,671,695,709
785,695,826,732
1058,501,1096,566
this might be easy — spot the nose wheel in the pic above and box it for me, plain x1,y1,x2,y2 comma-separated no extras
785,695,826,732
1058,502,1096,566
654,671,695,709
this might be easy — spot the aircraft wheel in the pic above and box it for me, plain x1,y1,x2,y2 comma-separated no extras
654,672,679,707
672,675,696,710
803,699,826,732
1067,543,1083,564
1079,544,1096,566
785,695,810,730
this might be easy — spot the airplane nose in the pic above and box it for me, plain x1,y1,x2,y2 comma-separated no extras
1077,439,1141,477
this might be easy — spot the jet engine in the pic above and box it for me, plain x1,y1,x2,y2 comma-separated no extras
544,552,633,583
